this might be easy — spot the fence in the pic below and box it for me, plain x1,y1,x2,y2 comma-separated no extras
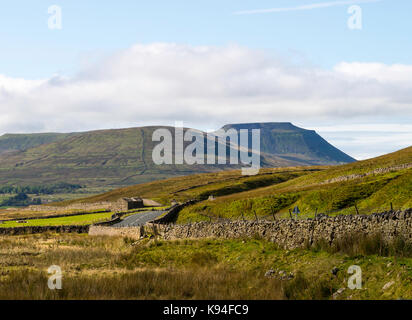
191,202,405,224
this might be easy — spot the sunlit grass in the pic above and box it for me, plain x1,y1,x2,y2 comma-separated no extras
0,233,411,300
0,212,113,228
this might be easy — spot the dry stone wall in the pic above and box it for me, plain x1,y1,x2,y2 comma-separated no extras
89,209,412,249
322,163,412,185
27,202,113,212
0,225,89,236
153,200,198,224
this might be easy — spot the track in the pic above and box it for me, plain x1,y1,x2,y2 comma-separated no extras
112,210,166,228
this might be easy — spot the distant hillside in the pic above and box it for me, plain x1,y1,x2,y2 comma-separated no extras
0,133,73,155
0,123,355,188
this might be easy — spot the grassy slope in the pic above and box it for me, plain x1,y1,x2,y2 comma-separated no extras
177,146,412,222
54,167,325,207
56,146,412,223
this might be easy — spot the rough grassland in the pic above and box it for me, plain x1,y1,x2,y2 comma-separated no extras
0,233,410,300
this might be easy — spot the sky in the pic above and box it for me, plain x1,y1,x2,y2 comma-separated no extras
0,0,411,160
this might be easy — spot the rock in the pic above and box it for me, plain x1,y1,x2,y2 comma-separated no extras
278,270,287,277
333,288,346,299
276,270,294,280
382,281,395,291
265,270,275,278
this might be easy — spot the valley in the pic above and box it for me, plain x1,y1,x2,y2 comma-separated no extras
0,128,410,301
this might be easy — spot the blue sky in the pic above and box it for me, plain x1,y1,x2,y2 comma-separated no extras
0,0,411,159
2,0,412,77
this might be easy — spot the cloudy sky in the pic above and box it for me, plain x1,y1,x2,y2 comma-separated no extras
0,0,411,160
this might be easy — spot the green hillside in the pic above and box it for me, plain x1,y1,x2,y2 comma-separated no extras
0,127,239,188
53,166,324,206
0,123,354,189
0,133,73,155
59,146,411,223
177,146,412,222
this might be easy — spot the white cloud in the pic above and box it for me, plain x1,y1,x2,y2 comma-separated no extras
308,124,412,160
233,0,382,15
334,62,412,84
0,42,411,158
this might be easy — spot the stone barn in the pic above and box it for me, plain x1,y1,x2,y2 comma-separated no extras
111,197,144,212
111,197,162,212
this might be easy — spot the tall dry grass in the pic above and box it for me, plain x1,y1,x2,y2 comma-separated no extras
311,232,412,258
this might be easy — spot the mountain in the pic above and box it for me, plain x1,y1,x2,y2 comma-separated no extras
222,123,355,165
0,123,355,188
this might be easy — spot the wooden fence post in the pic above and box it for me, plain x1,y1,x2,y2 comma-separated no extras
390,202,393,212
355,204,360,215
254,210,258,221
289,209,292,219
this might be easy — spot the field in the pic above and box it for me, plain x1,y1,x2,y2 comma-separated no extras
0,233,411,300
0,211,114,228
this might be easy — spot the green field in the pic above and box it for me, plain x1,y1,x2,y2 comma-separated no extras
0,211,114,228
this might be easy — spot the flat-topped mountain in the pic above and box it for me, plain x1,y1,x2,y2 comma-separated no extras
222,122,355,165
0,123,355,188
